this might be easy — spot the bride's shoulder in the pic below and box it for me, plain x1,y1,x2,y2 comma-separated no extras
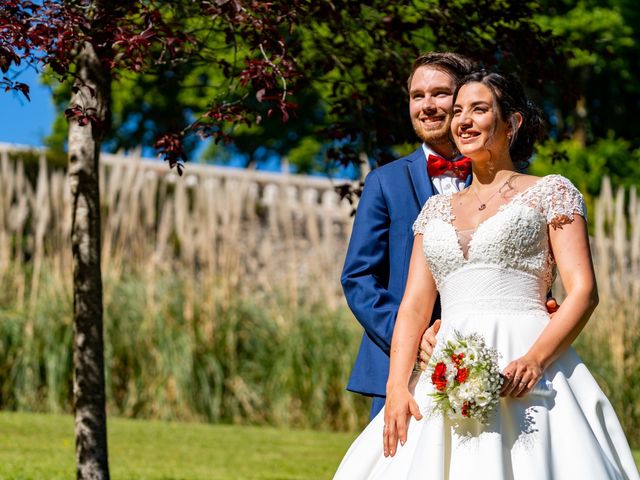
413,193,452,235
515,173,544,190
423,192,454,217
534,173,579,189
516,174,582,197
525,174,586,224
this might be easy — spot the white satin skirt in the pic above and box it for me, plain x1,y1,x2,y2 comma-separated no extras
334,293,639,479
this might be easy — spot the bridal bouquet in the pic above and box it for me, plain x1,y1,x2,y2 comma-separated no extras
425,331,503,424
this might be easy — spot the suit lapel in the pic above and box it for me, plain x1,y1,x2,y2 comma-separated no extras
407,147,434,207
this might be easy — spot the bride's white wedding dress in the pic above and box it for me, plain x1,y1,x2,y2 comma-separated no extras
334,175,639,480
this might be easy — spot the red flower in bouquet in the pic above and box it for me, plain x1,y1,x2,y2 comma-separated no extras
432,362,448,391
456,367,469,384
451,353,465,366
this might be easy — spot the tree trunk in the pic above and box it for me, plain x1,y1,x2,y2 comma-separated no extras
68,41,111,480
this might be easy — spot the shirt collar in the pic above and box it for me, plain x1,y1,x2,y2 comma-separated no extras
422,143,466,163
421,143,437,161
422,143,453,162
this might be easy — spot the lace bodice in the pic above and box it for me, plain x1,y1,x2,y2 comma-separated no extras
412,175,586,291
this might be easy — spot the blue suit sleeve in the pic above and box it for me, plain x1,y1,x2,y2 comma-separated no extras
341,170,399,355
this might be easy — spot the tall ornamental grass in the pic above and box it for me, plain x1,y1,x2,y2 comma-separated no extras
0,265,367,431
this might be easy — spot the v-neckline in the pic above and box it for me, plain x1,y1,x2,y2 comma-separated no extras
448,175,548,236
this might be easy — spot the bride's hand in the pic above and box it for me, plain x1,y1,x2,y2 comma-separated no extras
383,387,422,457
500,354,543,398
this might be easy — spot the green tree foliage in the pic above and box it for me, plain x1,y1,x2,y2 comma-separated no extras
42,1,566,175
38,1,639,192
530,0,639,192
536,0,638,143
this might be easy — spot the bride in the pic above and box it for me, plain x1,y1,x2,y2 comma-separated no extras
333,71,639,479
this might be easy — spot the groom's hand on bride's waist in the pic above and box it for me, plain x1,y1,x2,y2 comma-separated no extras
418,319,441,370
546,297,560,315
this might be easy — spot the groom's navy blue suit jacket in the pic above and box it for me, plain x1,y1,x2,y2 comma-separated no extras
341,147,470,398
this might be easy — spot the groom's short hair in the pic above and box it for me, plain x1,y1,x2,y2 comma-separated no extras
407,52,476,89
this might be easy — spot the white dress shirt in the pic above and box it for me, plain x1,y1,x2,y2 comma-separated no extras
422,143,467,195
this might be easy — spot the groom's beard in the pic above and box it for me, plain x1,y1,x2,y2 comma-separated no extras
411,116,451,146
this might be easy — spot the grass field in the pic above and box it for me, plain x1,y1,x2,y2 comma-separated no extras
1,411,638,480
0,411,357,480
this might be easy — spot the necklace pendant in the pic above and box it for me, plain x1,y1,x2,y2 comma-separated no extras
478,204,487,211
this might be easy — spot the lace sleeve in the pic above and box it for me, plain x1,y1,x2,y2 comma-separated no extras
412,194,451,235
544,175,586,228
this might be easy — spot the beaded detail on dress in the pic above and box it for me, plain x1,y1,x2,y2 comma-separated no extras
412,175,586,290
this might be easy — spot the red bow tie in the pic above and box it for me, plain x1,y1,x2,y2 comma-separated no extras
427,154,472,181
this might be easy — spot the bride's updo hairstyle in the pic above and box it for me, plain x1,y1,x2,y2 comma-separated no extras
452,70,546,170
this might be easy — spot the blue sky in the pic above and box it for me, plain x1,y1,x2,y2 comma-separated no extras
0,68,55,147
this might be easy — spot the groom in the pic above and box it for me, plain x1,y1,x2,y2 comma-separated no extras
341,52,476,419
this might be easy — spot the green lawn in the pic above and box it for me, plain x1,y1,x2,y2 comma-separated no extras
0,411,357,480
1,411,638,480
